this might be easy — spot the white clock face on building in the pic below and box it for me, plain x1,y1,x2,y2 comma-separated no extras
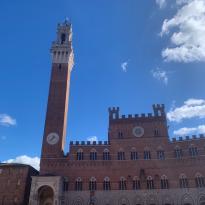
46,132,59,145
133,126,144,137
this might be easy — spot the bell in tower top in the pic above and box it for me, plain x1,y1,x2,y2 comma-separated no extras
56,19,72,45
51,19,74,70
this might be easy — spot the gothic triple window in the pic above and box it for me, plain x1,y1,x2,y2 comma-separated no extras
90,149,97,160
75,177,83,191
89,177,97,191
147,176,154,189
195,173,205,188
118,150,125,160
76,149,84,160
175,146,183,159
103,149,110,160
119,177,127,190
144,150,151,160
157,150,165,160
131,148,138,160
133,176,140,190
161,175,169,189
63,178,69,191
179,174,189,188
189,145,198,157
103,177,111,191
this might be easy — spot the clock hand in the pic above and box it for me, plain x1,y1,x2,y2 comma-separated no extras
50,135,55,141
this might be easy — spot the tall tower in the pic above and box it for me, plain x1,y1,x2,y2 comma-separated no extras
41,20,74,160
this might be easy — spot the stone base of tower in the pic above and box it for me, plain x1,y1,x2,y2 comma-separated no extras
29,176,205,205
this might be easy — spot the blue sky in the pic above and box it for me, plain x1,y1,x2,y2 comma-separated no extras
0,0,205,169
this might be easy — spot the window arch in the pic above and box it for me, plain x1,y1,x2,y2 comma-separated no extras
61,33,66,44
175,146,183,159
103,177,111,191
119,177,127,190
189,144,198,157
90,148,97,160
179,174,189,188
133,176,140,190
161,175,169,189
144,147,151,160
75,177,82,191
118,149,125,160
63,177,69,191
103,148,110,160
131,147,138,160
147,176,154,189
89,177,97,191
157,147,165,160
195,173,205,188
76,148,84,160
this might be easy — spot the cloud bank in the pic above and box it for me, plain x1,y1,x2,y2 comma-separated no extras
167,99,205,122
160,0,205,63
3,155,40,171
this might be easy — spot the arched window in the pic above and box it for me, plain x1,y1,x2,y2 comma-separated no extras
118,149,125,160
61,33,66,44
195,173,205,188
119,177,126,190
132,176,140,190
89,177,97,191
154,128,160,136
90,149,97,160
175,146,183,159
103,177,111,191
131,147,138,160
75,177,83,191
157,147,165,160
103,149,110,160
63,177,69,191
147,176,154,189
179,174,189,188
189,145,198,157
144,148,151,160
76,148,84,160
118,131,123,139
160,175,169,189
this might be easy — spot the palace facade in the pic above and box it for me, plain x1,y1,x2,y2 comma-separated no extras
27,21,205,205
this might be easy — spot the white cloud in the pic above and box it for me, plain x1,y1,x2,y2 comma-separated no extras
174,124,205,136
156,0,167,9
0,114,16,127
87,136,98,142
167,98,205,122
151,67,168,85
3,155,40,171
160,0,205,62
121,61,128,72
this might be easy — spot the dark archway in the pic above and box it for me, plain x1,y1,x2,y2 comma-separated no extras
38,185,54,205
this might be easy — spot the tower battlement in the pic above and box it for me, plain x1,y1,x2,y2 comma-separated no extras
108,104,166,121
171,134,205,142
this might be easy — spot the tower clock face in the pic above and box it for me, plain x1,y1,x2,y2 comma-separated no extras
133,126,144,137
46,132,59,145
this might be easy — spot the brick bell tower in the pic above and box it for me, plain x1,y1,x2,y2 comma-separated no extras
41,20,74,160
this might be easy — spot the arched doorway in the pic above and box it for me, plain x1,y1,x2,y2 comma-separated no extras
38,185,54,205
